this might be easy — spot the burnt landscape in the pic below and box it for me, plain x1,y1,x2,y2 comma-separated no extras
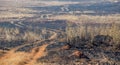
0,0,120,65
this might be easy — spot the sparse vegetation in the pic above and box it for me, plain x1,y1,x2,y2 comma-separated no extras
0,0,120,65
0,27,43,42
66,22,120,50
0,19,120,65
51,14,120,23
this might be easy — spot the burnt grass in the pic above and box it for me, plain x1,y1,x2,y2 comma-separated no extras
0,21,120,65
38,35,120,65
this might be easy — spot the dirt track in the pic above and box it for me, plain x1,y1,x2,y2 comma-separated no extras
0,25,62,65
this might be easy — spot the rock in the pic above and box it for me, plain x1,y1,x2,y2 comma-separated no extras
71,50,82,57
61,44,71,50
70,50,90,60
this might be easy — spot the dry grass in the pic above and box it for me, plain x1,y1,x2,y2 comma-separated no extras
0,7,35,19
0,13,33,18
51,14,120,23
66,22,120,49
40,1,79,6
0,25,58,65
0,14,120,65
0,27,47,42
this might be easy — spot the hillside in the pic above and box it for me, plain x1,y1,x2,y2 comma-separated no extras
0,0,120,65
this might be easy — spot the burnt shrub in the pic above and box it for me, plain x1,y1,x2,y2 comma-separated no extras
66,36,91,49
92,35,114,47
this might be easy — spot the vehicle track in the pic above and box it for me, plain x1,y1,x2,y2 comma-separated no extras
0,26,63,65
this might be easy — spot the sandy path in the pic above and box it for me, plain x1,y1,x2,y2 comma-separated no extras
0,27,60,65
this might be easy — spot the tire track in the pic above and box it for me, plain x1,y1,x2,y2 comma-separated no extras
0,30,58,65
0,21,65,65
21,29,59,65
11,28,58,52
24,42,55,65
